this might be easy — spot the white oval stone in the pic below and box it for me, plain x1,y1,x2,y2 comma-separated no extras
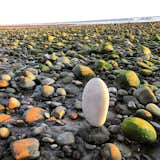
82,78,109,127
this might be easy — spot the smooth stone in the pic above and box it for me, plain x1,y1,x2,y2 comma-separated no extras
56,88,66,96
56,132,75,145
74,100,82,110
108,87,117,95
134,87,157,104
42,137,55,143
117,89,128,96
82,78,109,127
64,84,79,95
79,126,110,145
146,103,160,118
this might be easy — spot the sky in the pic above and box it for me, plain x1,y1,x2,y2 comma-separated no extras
0,0,160,24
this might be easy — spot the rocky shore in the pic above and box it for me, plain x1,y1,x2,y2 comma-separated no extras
0,22,160,159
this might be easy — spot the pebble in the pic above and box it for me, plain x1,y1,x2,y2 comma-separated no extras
56,132,75,145
134,86,157,104
42,137,55,143
56,88,66,96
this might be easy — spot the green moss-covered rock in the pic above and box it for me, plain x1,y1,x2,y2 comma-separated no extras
140,69,152,76
121,117,157,143
117,70,140,88
41,64,50,72
155,34,160,41
95,59,113,71
142,46,152,60
146,103,160,118
72,64,95,79
103,42,114,51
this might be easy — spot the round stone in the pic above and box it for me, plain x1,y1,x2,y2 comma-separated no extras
82,78,109,127
56,132,75,145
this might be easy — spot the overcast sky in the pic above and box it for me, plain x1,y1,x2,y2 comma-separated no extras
0,0,160,24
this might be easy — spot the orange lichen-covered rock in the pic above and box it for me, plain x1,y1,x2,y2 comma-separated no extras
101,143,122,160
0,80,9,88
0,104,5,112
41,85,54,97
70,112,78,120
11,138,40,160
0,114,13,123
0,127,10,138
8,97,20,110
24,107,46,123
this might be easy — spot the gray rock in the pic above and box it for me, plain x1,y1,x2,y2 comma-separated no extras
56,132,75,145
31,127,44,136
116,103,131,115
74,99,82,110
79,126,110,145
56,88,66,96
108,87,117,95
118,89,128,96
108,125,120,134
42,137,55,143
115,142,132,158
64,84,79,95
134,87,157,104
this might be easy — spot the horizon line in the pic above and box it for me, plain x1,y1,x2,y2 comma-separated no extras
0,16,160,26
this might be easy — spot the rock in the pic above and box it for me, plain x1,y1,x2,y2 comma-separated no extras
80,126,110,145
117,70,140,88
146,103,160,118
117,89,128,96
72,64,95,79
52,106,66,119
19,77,35,89
0,80,9,88
56,88,66,96
108,125,120,134
41,64,50,72
115,142,132,158
103,42,114,51
74,99,82,110
116,103,131,115
108,87,117,95
95,59,113,71
82,78,109,127
62,76,73,84
56,132,75,145
42,137,55,143
38,77,55,85
31,127,44,136
142,45,151,60
136,109,152,120
11,138,40,160
0,127,10,138
121,117,157,143
8,97,20,110
57,56,71,66
41,85,54,97
70,112,78,120
0,114,13,123
64,84,79,95
24,107,47,123
141,69,152,76
25,70,36,80
101,143,122,160
134,86,157,104
0,74,11,81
